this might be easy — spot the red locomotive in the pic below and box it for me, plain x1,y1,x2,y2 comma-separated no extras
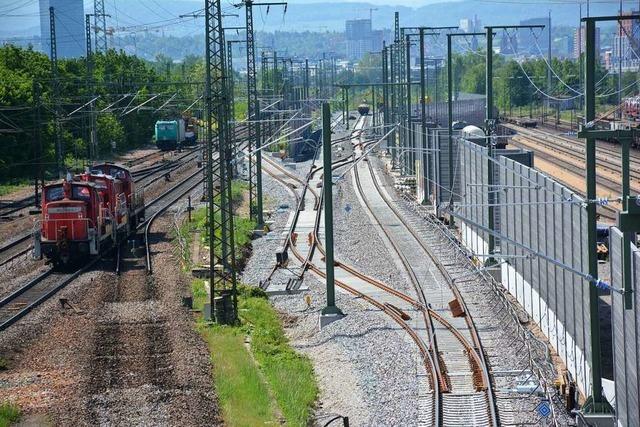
623,96,640,121
34,163,144,264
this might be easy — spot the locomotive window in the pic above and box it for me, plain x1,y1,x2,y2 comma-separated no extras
94,179,107,189
73,186,92,202
45,187,64,201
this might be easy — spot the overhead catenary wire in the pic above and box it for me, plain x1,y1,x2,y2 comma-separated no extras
503,30,583,102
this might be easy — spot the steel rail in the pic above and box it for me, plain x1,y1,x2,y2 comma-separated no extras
363,158,499,427
265,116,441,425
272,163,440,424
0,262,97,332
144,174,204,273
509,126,640,183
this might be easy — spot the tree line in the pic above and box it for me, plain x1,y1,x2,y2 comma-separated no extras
0,45,203,183
347,50,634,117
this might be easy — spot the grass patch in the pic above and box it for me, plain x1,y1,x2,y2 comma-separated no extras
240,296,318,426
176,181,256,269
191,281,318,427
199,324,278,427
191,278,208,311
0,402,20,427
0,183,27,197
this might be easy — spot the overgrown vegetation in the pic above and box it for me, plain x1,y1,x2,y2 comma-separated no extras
0,403,20,427
177,181,256,268
241,295,318,425
0,184,27,197
192,282,318,427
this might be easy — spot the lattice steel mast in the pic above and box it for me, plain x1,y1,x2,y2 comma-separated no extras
85,14,98,162
242,0,286,227
49,7,63,178
205,0,237,323
93,0,108,52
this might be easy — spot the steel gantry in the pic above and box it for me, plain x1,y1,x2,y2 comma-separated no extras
84,13,109,161
224,29,246,177
48,7,64,178
446,31,484,215
205,0,237,323
577,13,640,415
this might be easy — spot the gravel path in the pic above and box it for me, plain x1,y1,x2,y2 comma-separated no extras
242,165,421,427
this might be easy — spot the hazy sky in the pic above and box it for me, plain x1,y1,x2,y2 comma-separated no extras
276,0,445,5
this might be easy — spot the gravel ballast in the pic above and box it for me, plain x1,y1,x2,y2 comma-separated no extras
242,162,421,426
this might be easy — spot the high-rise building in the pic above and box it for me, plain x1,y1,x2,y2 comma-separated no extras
39,0,85,59
518,17,551,55
610,10,640,72
459,15,481,33
346,19,376,61
500,32,518,55
560,35,574,59
459,15,481,50
573,25,600,60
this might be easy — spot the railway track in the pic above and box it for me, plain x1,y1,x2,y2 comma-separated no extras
0,261,99,331
0,194,38,219
0,168,205,332
262,156,441,425
508,124,640,182
351,120,497,426
263,116,499,426
265,124,446,425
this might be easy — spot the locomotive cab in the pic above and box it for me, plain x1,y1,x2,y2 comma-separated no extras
34,180,103,264
77,172,128,233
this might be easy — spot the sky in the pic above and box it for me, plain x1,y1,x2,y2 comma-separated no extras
0,0,631,38
280,0,445,4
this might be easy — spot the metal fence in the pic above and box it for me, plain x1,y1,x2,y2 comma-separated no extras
414,126,462,208
457,139,491,255
410,95,486,128
610,227,640,427
450,138,592,395
498,156,591,394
